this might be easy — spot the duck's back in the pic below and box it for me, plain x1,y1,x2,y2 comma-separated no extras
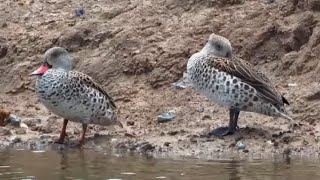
187,53,290,118
35,69,117,125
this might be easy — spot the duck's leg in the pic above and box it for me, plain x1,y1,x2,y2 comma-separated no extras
55,119,68,144
209,109,240,137
79,123,87,146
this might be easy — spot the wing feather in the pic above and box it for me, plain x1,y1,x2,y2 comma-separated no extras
69,71,117,109
207,55,287,105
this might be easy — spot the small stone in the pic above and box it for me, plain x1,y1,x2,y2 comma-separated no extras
7,114,22,127
75,7,85,17
235,141,246,150
157,112,176,123
164,142,171,147
196,106,205,113
273,141,279,147
171,81,186,89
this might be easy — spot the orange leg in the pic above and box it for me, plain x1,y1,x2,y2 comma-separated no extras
55,119,68,144
79,124,87,146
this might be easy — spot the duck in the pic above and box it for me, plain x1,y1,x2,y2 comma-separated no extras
31,47,123,145
186,33,293,136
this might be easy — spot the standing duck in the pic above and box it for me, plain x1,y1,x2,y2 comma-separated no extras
186,33,293,136
31,47,123,145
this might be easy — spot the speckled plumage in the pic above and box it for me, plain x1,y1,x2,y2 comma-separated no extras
32,47,121,145
36,69,117,125
187,33,292,136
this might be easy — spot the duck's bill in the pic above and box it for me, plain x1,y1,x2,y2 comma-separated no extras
31,64,49,75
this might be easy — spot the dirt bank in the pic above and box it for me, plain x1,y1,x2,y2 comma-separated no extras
1,0,320,159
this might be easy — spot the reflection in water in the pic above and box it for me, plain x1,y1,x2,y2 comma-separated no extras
227,161,240,180
0,149,320,180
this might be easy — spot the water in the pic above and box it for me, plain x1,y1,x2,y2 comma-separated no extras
0,149,320,180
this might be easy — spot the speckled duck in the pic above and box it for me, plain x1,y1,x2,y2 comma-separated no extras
186,33,293,136
31,47,123,145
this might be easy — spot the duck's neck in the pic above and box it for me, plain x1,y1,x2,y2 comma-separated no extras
187,51,205,71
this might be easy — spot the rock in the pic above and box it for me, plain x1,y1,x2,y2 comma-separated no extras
243,149,249,153
157,112,176,123
7,114,22,127
235,141,246,150
164,142,171,147
75,7,85,17
171,81,186,89
196,106,205,113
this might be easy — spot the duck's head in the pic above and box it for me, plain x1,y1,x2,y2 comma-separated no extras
200,33,232,58
31,47,73,76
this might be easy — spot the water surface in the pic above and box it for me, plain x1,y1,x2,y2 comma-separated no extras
0,149,320,180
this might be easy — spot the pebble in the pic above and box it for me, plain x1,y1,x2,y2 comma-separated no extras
157,112,176,123
235,141,246,150
196,106,205,113
75,7,85,17
171,81,186,89
8,114,21,127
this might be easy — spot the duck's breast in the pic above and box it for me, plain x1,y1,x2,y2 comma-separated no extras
35,70,115,125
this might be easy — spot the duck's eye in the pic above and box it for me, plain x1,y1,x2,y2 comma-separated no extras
45,62,53,68
215,44,222,51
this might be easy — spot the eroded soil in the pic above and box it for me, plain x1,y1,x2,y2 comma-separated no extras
1,0,320,159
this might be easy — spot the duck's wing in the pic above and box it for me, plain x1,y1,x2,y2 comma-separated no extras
207,55,287,105
69,71,117,109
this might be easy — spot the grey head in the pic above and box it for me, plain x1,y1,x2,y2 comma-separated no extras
200,33,232,58
44,47,73,71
